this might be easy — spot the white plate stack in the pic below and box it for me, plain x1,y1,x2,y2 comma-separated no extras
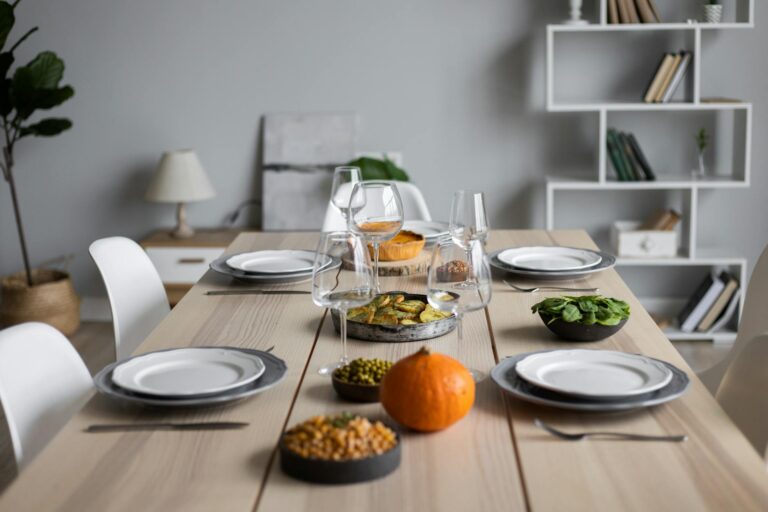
210,249,338,284
490,246,616,281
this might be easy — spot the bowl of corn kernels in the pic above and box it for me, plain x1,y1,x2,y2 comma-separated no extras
279,412,401,484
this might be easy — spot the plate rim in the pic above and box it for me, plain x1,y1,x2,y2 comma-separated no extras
489,249,616,280
94,347,287,407
226,250,322,274
515,349,673,399
111,347,266,397
490,350,690,412
497,246,603,272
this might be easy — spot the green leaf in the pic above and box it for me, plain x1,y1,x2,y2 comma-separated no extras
582,311,597,325
347,156,410,182
561,303,582,323
19,117,71,137
12,85,73,119
383,158,409,181
0,2,14,52
577,298,598,313
16,51,64,89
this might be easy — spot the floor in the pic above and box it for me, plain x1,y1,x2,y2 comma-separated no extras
68,322,732,376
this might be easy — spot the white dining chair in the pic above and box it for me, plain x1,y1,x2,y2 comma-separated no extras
89,236,170,361
321,180,432,232
714,330,768,462
0,323,92,468
699,244,768,394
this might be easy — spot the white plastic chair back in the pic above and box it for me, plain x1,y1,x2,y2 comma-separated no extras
0,323,92,468
715,330,768,462
699,244,768,393
322,181,432,232
89,236,170,360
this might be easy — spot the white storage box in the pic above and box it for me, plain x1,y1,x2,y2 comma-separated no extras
611,221,678,258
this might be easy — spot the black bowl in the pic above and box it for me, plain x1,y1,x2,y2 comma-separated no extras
539,312,628,342
279,426,401,484
331,374,381,403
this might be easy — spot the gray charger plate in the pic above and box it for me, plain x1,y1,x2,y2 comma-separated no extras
210,255,340,284
330,292,456,342
94,347,287,407
489,248,615,281
491,350,689,412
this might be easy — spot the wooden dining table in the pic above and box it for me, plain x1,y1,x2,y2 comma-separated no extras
2,229,768,511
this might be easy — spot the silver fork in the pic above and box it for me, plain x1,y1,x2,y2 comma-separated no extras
534,419,687,442
503,280,599,293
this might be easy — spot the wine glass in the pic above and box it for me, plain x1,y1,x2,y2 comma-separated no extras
312,231,375,375
348,181,404,293
427,238,492,380
330,166,362,222
449,190,489,248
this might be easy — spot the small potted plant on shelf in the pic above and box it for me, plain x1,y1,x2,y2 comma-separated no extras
0,1,79,335
703,0,724,24
693,128,710,179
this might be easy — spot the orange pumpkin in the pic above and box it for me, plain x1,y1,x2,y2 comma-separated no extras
380,346,475,432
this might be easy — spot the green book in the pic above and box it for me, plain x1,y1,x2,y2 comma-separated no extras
606,134,626,181
620,132,644,180
607,129,630,181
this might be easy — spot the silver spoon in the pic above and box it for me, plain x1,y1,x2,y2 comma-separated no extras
534,419,687,442
503,280,599,293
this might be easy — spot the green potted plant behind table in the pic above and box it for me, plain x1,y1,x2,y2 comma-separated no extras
693,128,709,180
0,0,79,335
703,0,723,24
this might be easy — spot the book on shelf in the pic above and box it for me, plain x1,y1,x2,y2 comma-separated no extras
610,0,661,24
639,209,680,231
697,273,740,332
643,51,692,103
606,128,656,182
677,271,729,333
644,53,675,103
707,287,741,334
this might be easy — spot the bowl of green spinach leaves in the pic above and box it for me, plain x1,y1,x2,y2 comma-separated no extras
531,295,630,342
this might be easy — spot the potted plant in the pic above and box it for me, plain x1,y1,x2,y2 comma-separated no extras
693,128,710,179
703,0,723,24
0,1,79,335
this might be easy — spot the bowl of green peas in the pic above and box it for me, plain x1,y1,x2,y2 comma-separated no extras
332,358,393,403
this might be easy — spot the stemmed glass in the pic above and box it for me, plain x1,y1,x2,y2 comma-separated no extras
348,181,404,293
330,166,362,222
312,231,375,375
427,238,492,380
449,190,489,248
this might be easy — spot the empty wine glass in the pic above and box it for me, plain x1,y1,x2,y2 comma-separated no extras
330,166,362,221
348,181,404,293
449,190,489,248
427,237,492,381
312,231,375,375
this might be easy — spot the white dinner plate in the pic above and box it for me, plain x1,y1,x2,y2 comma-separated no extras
515,349,673,400
226,250,322,274
497,246,602,272
112,348,266,397
402,220,449,239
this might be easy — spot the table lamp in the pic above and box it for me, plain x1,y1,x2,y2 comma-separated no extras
145,149,216,238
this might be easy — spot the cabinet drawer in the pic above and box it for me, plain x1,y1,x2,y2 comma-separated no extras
145,247,225,284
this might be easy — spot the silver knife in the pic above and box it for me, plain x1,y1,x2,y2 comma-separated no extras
205,290,310,296
86,421,249,433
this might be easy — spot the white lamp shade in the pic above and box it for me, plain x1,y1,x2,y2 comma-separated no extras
145,150,216,203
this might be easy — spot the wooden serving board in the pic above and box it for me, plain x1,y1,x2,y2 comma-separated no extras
342,250,431,276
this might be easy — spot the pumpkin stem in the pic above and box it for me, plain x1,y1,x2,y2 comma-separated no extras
418,345,431,356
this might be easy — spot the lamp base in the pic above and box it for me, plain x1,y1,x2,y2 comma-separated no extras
170,202,195,239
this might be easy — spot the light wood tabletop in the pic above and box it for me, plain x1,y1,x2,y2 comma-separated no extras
1,230,767,512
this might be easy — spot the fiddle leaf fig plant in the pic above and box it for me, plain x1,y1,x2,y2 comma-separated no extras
0,0,74,286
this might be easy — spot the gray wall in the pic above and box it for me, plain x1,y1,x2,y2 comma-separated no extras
0,0,765,301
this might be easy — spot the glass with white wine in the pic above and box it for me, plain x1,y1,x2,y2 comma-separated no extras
348,181,404,293
312,231,375,375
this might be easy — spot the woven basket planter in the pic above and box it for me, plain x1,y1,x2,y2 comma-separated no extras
703,4,723,23
0,269,80,335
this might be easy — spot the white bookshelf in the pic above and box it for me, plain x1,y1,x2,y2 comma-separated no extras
544,1,753,344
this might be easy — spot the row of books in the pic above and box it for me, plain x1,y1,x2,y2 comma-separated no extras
608,0,661,24
643,51,692,103
677,271,741,333
606,129,656,182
